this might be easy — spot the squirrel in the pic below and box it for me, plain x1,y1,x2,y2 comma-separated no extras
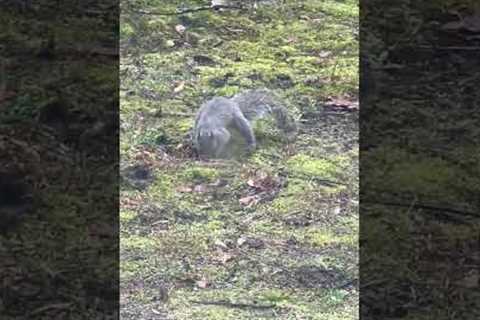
193,89,296,159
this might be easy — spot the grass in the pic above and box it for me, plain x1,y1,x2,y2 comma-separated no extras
120,1,359,319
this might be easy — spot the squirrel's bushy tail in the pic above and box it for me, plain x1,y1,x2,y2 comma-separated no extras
232,89,297,136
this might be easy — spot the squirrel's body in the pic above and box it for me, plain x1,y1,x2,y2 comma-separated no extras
194,97,256,158
193,89,296,159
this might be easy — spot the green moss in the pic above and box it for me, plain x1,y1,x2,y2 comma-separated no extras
269,176,317,213
149,173,176,201
259,289,291,303
214,86,241,97
176,118,194,133
288,154,339,179
307,229,356,247
392,158,457,194
181,166,219,183
120,21,134,38
122,235,158,250
366,147,468,200
120,1,359,319
120,260,144,279
120,210,137,223
204,220,225,233
86,64,118,88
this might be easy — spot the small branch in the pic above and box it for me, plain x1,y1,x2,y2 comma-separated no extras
294,173,347,186
132,4,243,16
154,111,193,118
337,278,358,289
191,300,275,310
363,200,479,221
418,45,480,51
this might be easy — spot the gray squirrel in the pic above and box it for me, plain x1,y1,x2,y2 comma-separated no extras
193,89,296,159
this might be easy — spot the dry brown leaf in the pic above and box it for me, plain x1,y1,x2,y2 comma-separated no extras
177,185,193,193
246,179,256,187
327,97,359,110
239,195,259,206
246,171,279,192
0,91,16,104
237,236,264,249
218,252,234,264
173,81,185,93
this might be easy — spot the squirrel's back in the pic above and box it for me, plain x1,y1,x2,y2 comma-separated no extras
195,97,238,128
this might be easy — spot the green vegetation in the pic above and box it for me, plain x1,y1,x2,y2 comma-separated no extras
0,3,118,318
361,1,480,318
121,1,358,319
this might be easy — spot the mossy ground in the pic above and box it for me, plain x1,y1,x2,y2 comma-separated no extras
0,3,118,319
362,1,480,318
121,1,358,319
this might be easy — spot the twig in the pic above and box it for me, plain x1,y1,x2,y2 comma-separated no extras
418,45,480,51
337,278,358,289
294,173,347,186
30,303,72,316
154,111,193,118
191,300,275,310
132,4,243,16
363,200,479,220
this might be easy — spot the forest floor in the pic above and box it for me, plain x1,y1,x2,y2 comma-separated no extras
120,1,359,319
361,1,480,318
0,2,118,319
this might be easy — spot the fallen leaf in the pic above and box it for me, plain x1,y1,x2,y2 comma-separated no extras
209,179,228,188
463,15,480,32
455,270,479,288
196,279,210,289
237,236,265,249
0,91,16,104
177,185,193,193
326,97,359,110
441,20,464,31
247,179,256,187
237,236,247,246
245,171,279,192
239,195,259,206
218,252,234,264
286,36,297,43
318,50,331,58
214,239,229,250
173,81,185,93
442,15,480,32
193,184,208,193
175,24,186,34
